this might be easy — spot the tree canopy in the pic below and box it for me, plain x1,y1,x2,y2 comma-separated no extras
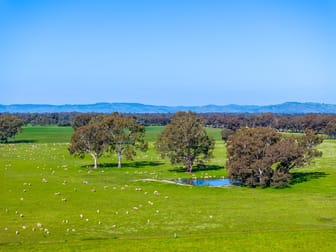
323,120,336,139
0,115,23,143
68,113,147,168
220,128,234,142
72,113,95,129
68,121,108,169
227,127,322,187
156,111,215,172
104,113,148,168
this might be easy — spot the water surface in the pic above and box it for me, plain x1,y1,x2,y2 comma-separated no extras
175,178,233,187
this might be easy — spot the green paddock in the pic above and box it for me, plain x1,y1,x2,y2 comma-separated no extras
1,126,335,251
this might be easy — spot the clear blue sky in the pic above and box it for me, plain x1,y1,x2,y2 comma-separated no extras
1,0,335,106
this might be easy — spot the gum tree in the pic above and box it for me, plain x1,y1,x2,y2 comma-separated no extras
104,113,148,168
68,121,108,169
0,115,23,143
72,113,95,129
323,120,336,139
156,111,215,172
226,127,322,187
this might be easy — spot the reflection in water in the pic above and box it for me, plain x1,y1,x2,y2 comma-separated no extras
175,178,234,187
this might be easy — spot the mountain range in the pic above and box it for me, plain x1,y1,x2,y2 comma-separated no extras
1,102,336,114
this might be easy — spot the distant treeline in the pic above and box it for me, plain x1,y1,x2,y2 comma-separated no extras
1,112,336,134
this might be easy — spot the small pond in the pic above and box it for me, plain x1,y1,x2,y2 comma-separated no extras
175,178,233,187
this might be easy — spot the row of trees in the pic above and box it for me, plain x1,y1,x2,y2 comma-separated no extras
69,113,147,169
5,112,336,137
70,111,323,187
0,113,324,187
69,112,215,172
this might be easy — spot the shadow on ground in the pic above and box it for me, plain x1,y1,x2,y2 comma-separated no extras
169,165,224,173
82,161,164,169
6,139,37,144
291,171,328,185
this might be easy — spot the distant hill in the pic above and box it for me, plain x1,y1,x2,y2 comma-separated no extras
1,102,336,114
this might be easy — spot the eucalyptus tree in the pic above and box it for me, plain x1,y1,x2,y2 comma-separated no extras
323,120,336,139
226,127,323,187
104,113,148,168
72,113,95,129
68,121,108,169
220,128,234,143
156,111,215,173
0,115,23,143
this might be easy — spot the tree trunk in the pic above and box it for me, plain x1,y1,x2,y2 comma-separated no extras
90,153,98,169
118,150,122,168
186,158,193,173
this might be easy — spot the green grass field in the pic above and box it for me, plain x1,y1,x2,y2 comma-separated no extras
1,126,336,251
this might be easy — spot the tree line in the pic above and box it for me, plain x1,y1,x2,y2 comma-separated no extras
69,113,148,169
68,112,323,187
68,112,214,172
3,112,336,138
0,112,327,187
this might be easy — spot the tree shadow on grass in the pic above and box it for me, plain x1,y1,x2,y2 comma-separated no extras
82,161,164,169
290,171,328,185
6,139,37,144
169,165,224,173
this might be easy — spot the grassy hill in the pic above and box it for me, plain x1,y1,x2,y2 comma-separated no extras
1,126,336,251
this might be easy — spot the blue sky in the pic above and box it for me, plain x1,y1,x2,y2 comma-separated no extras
1,0,335,106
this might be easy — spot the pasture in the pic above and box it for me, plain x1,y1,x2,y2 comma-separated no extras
1,126,336,251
